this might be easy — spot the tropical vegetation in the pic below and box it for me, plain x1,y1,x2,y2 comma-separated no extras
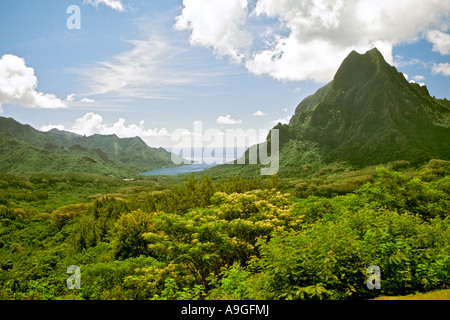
0,160,448,300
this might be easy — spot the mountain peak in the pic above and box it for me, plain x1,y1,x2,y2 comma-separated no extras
346,47,385,64
365,47,385,59
333,47,394,91
48,128,81,138
283,47,450,168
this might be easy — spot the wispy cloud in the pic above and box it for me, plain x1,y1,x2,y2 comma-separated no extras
80,98,95,103
72,26,239,104
64,93,96,106
75,34,195,99
432,63,450,76
412,75,426,81
394,56,425,68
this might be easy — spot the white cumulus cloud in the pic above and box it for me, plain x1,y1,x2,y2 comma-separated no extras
0,54,67,111
427,29,450,55
272,115,292,125
253,110,266,116
217,114,243,125
70,112,170,139
174,0,251,62
175,0,450,83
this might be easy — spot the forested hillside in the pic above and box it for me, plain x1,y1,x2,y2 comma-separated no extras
0,117,183,176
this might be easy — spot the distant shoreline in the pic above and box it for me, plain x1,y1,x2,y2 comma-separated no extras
141,163,219,176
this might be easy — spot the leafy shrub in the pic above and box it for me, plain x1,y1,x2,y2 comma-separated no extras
251,208,449,299
113,210,157,259
50,204,88,229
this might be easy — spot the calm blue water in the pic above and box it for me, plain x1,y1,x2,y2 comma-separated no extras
141,163,218,176
141,147,244,176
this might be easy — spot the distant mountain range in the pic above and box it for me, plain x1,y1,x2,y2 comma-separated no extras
210,48,450,177
0,117,183,176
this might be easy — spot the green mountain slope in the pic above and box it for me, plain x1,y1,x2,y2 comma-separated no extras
209,48,450,178
46,128,183,170
0,131,134,176
76,133,179,170
0,117,183,175
288,48,450,166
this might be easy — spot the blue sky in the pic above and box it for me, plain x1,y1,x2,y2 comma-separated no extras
0,0,449,149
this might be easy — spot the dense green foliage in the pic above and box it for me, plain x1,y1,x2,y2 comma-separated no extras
0,160,448,300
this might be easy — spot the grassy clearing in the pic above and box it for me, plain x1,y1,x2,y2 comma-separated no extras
374,289,450,300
